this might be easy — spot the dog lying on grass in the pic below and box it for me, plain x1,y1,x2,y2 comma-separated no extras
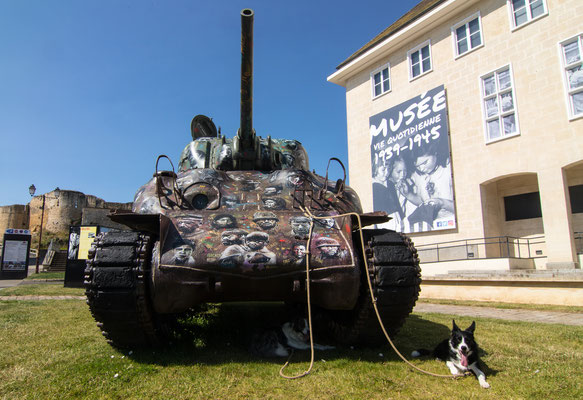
411,320,490,389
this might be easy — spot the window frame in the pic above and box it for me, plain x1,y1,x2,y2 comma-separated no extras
407,40,432,81
479,64,521,144
507,0,548,31
451,12,484,59
370,63,391,99
558,33,583,121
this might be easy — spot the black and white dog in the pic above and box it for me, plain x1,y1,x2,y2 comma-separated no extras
411,320,490,389
250,317,334,358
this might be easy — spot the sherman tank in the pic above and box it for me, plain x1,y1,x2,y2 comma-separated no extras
84,8,421,348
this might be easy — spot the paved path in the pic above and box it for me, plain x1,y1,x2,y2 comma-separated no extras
414,303,583,326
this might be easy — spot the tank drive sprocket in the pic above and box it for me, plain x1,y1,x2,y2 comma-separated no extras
84,231,161,348
322,229,421,346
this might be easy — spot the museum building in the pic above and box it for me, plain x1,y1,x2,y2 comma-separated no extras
328,0,582,274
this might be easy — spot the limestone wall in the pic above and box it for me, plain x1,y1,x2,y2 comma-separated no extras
0,204,29,235
1,189,132,245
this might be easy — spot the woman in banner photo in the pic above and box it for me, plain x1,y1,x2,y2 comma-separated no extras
401,140,454,230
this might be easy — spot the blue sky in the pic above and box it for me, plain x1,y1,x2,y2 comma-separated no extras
0,0,420,206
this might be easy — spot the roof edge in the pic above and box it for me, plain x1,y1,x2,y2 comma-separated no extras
336,0,446,71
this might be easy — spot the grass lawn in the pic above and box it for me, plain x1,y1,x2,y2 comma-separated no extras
0,284,84,297
0,298,581,399
24,271,65,280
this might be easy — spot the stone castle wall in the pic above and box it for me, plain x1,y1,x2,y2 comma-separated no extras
0,204,29,234
1,189,132,245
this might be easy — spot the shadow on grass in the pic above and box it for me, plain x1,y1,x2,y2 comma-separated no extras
127,303,454,367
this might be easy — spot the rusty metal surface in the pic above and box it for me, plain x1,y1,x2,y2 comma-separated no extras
132,168,364,277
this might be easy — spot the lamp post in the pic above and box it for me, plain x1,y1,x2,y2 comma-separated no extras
29,185,61,274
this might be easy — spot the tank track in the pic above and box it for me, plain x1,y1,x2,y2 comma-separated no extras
324,229,421,346
84,231,161,348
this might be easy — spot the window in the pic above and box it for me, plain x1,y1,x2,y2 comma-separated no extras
569,185,583,213
504,192,542,221
508,0,547,29
480,65,519,142
560,35,583,120
452,13,483,58
408,41,432,80
371,64,390,98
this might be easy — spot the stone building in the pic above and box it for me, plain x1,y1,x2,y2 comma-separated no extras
0,189,132,246
328,0,582,274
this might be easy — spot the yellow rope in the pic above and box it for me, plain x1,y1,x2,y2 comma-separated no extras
282,206,469,380
279,215,316,379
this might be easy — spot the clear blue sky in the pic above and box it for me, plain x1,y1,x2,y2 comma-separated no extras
0,0,420,206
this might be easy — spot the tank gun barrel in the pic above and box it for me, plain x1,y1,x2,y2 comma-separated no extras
240,8,253,143
234,8,277,170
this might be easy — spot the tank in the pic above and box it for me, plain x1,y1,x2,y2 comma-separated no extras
84,8,421,348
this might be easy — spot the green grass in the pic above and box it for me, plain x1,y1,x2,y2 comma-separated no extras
0,284,84,297
24,271,65,280
418,298,583,314
0,299,581,399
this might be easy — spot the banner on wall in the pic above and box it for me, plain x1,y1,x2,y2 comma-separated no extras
369,85,455,233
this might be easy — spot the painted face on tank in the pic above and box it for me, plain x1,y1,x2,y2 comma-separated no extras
263,185,282,196
256,218,278,230
290,217,311,236
292,244,306,258
319,245,340,258
315,217,335,229
246,236,268,251
221,230,247,246
287,173,304,187
177,215,203,234
212,214,237,229
174,244,194,263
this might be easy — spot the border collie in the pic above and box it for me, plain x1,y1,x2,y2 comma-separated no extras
411,320,490,389
250,317,334,358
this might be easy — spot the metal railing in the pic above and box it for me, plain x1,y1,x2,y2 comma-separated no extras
415,235,547,263
575,232,583,254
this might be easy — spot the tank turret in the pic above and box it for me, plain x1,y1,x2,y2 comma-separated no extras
84,8,421,349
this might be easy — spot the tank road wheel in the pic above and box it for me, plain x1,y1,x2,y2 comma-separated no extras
84,231,162,348
323,229,421,346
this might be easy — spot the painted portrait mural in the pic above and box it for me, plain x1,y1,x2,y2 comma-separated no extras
370,85,456,233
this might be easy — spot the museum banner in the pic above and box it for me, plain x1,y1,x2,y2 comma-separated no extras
78,226,98,260
369,85,455,233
